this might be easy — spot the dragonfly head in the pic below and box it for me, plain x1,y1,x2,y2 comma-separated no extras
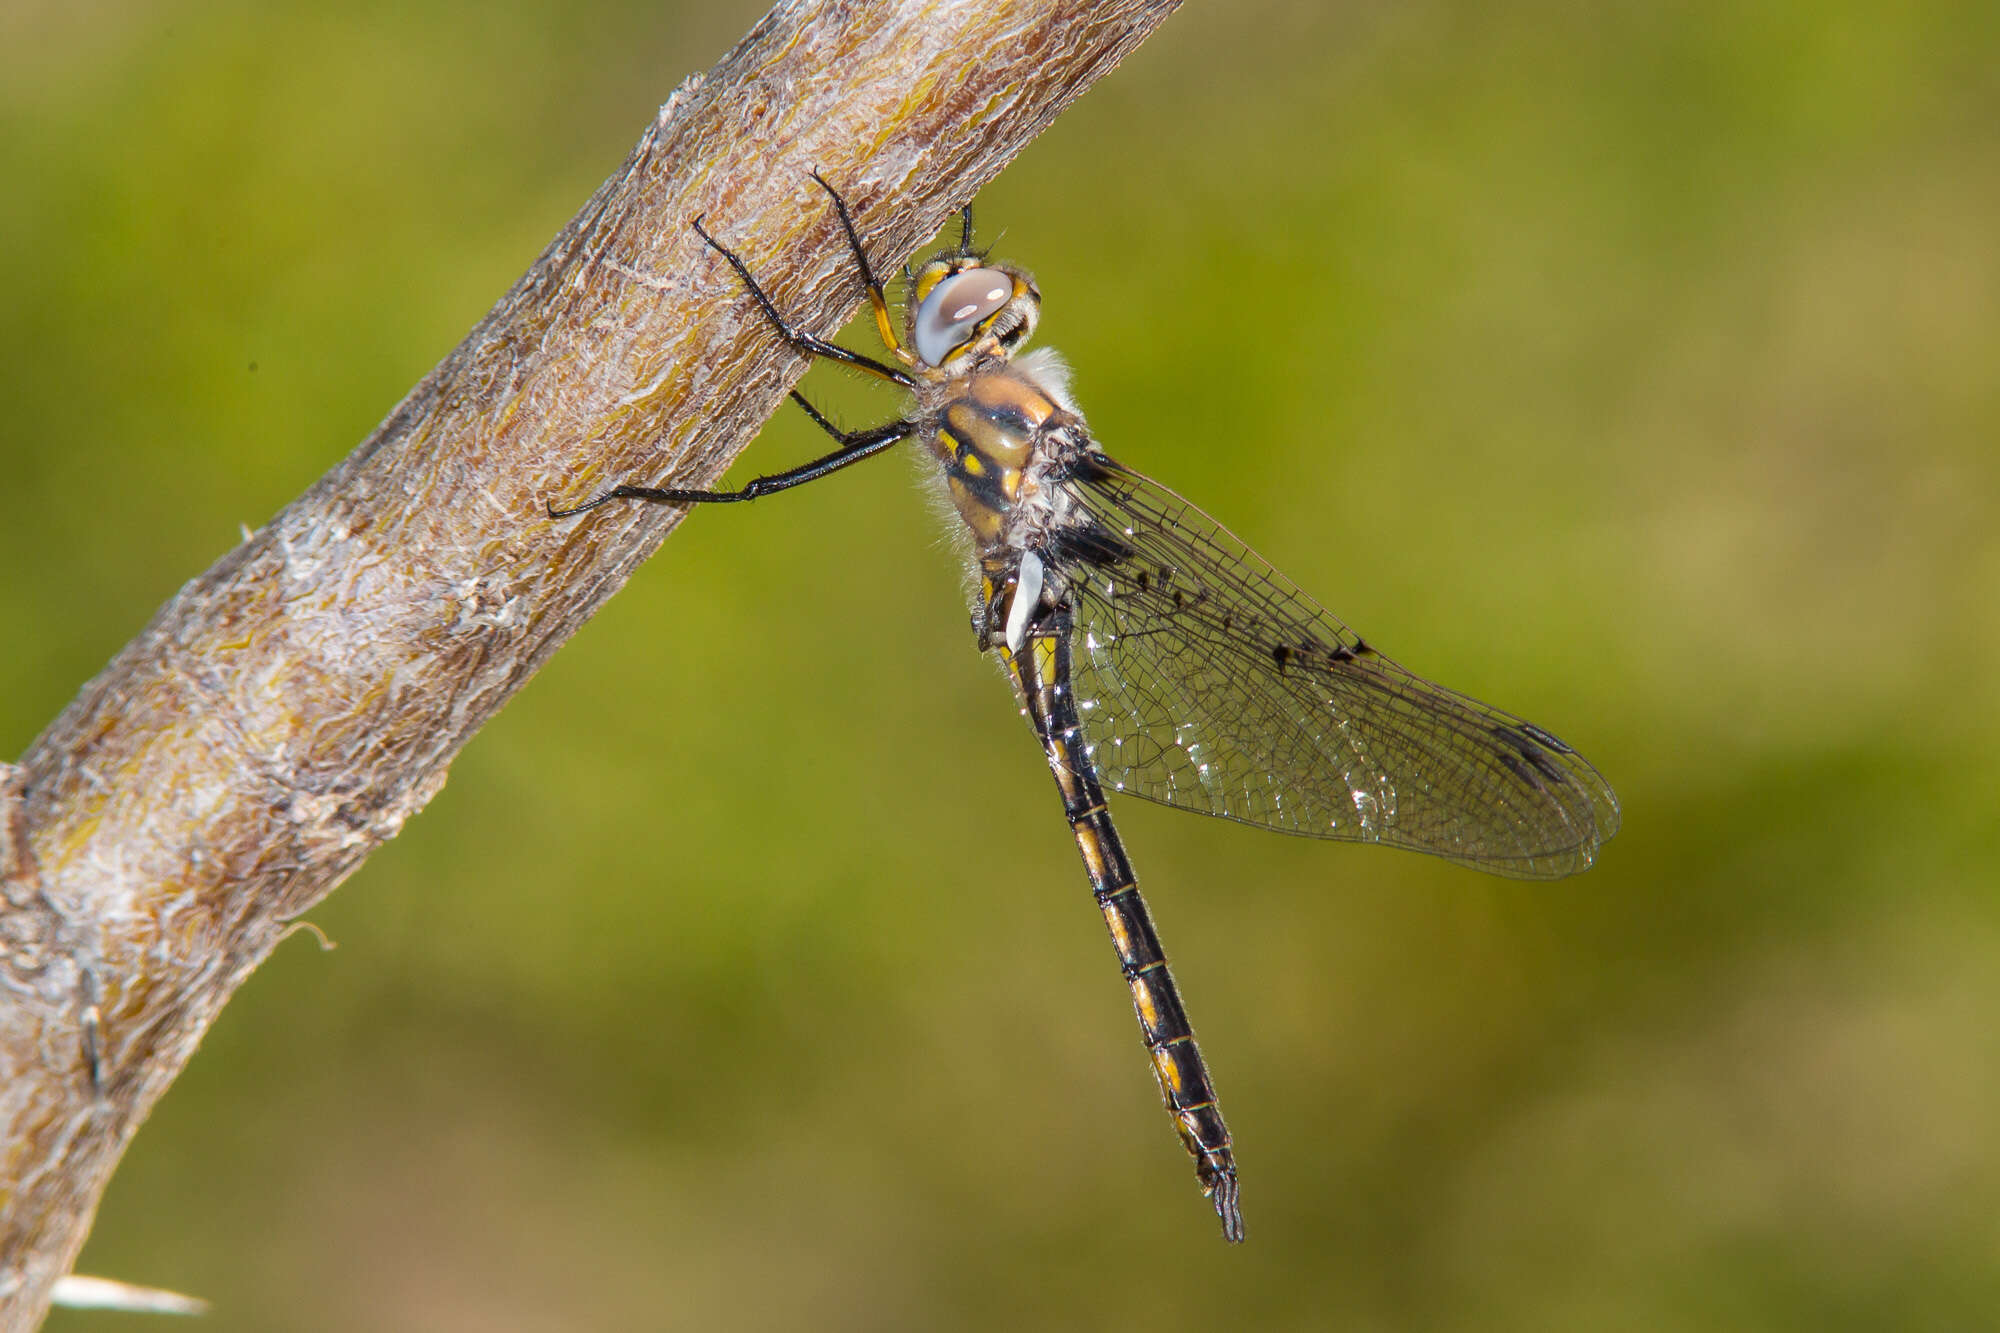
907,257,1040,372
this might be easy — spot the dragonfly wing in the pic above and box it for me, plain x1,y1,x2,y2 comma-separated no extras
1046,456,1620,879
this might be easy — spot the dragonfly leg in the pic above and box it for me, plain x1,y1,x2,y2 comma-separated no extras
805,171,913,362
546,409,910,517
692,215,914,387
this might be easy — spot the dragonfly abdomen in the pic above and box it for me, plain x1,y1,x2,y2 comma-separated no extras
1016,614,1245,1242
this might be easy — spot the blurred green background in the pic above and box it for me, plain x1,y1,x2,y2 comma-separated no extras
7,1,1999,1328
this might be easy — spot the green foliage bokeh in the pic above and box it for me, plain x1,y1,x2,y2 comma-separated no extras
5,2,1998,1328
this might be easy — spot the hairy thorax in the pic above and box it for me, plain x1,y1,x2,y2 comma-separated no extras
916,348,1089,559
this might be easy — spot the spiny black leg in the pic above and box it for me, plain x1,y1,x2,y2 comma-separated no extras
692,215,914,388
546,401,911,518
958,203,974,254
788,388,892,447
806,171,908,359
808,171,889,314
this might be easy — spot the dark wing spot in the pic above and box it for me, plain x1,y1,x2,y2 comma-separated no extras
1494,724,1570,785
1135,569,1150,592
1052,518,1135,569
1518,721,1575,754
1353,638,1374,656
1326,645,1355,664
1065,455,1117,485
1272,644,1292,668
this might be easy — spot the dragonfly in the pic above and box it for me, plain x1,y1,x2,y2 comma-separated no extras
550,174,1621,1243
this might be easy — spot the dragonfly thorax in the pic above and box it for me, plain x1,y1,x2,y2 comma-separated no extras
920,351,1090,563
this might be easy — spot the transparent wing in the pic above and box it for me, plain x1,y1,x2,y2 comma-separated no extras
1047,456,1620,879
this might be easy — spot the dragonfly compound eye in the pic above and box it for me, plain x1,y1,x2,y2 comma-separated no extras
914,267,1013,366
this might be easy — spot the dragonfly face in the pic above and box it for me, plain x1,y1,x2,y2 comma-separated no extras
907,257,1040,370
550,173,1621,1244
